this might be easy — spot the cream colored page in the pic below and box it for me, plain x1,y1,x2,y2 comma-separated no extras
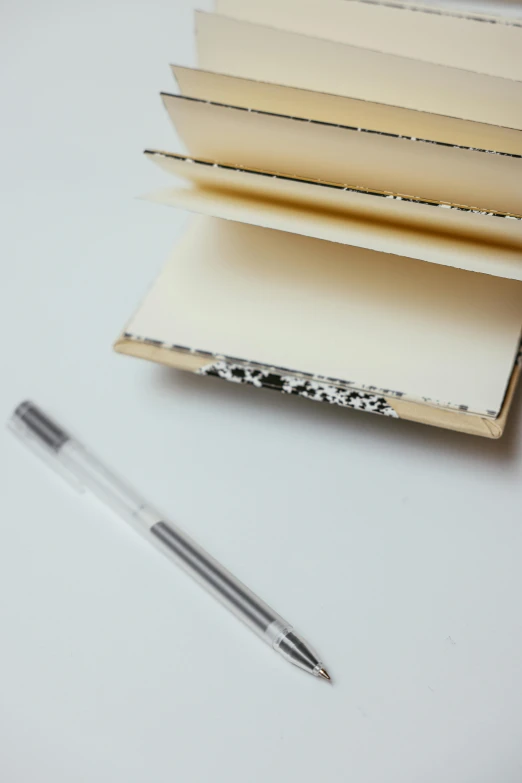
215,0,522,80
144,152,522,279
195,13,522,130
162,95,522,215
172,67,522,156
126,217,522,416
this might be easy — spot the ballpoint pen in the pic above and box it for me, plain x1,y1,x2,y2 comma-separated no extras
8,401,330,682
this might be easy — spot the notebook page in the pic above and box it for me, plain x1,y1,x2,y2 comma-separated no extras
172,67,522,156
195,13,522,130
126,217,522,416
215,0,522,80
162,94,522,216
144,152,522,279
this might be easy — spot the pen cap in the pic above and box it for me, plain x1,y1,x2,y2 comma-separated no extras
7,401,86,491
9,400,164,528
9,401,71,453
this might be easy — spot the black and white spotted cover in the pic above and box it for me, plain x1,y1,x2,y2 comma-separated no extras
197,360,399,417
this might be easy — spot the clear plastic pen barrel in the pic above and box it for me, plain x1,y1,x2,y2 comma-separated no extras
9,401,328,678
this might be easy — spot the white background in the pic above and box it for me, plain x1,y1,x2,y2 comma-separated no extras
2,1,522,781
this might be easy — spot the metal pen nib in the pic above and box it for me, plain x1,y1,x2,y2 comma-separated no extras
273,629,330,680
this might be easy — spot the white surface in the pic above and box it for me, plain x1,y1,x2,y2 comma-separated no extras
2,2,522,783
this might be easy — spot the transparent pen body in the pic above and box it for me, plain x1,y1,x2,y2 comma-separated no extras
9,403,324,674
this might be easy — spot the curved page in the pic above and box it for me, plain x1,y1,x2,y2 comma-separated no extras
144,151,522,280
172,66,522,157
195,13,522,130
215,0,522,80
162,94,522,216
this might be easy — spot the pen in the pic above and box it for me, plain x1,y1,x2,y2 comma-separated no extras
8,401,330,682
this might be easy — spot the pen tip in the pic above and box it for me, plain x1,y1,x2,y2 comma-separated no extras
318,668,331,682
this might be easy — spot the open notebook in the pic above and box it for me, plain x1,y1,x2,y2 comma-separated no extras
115,0,522,438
